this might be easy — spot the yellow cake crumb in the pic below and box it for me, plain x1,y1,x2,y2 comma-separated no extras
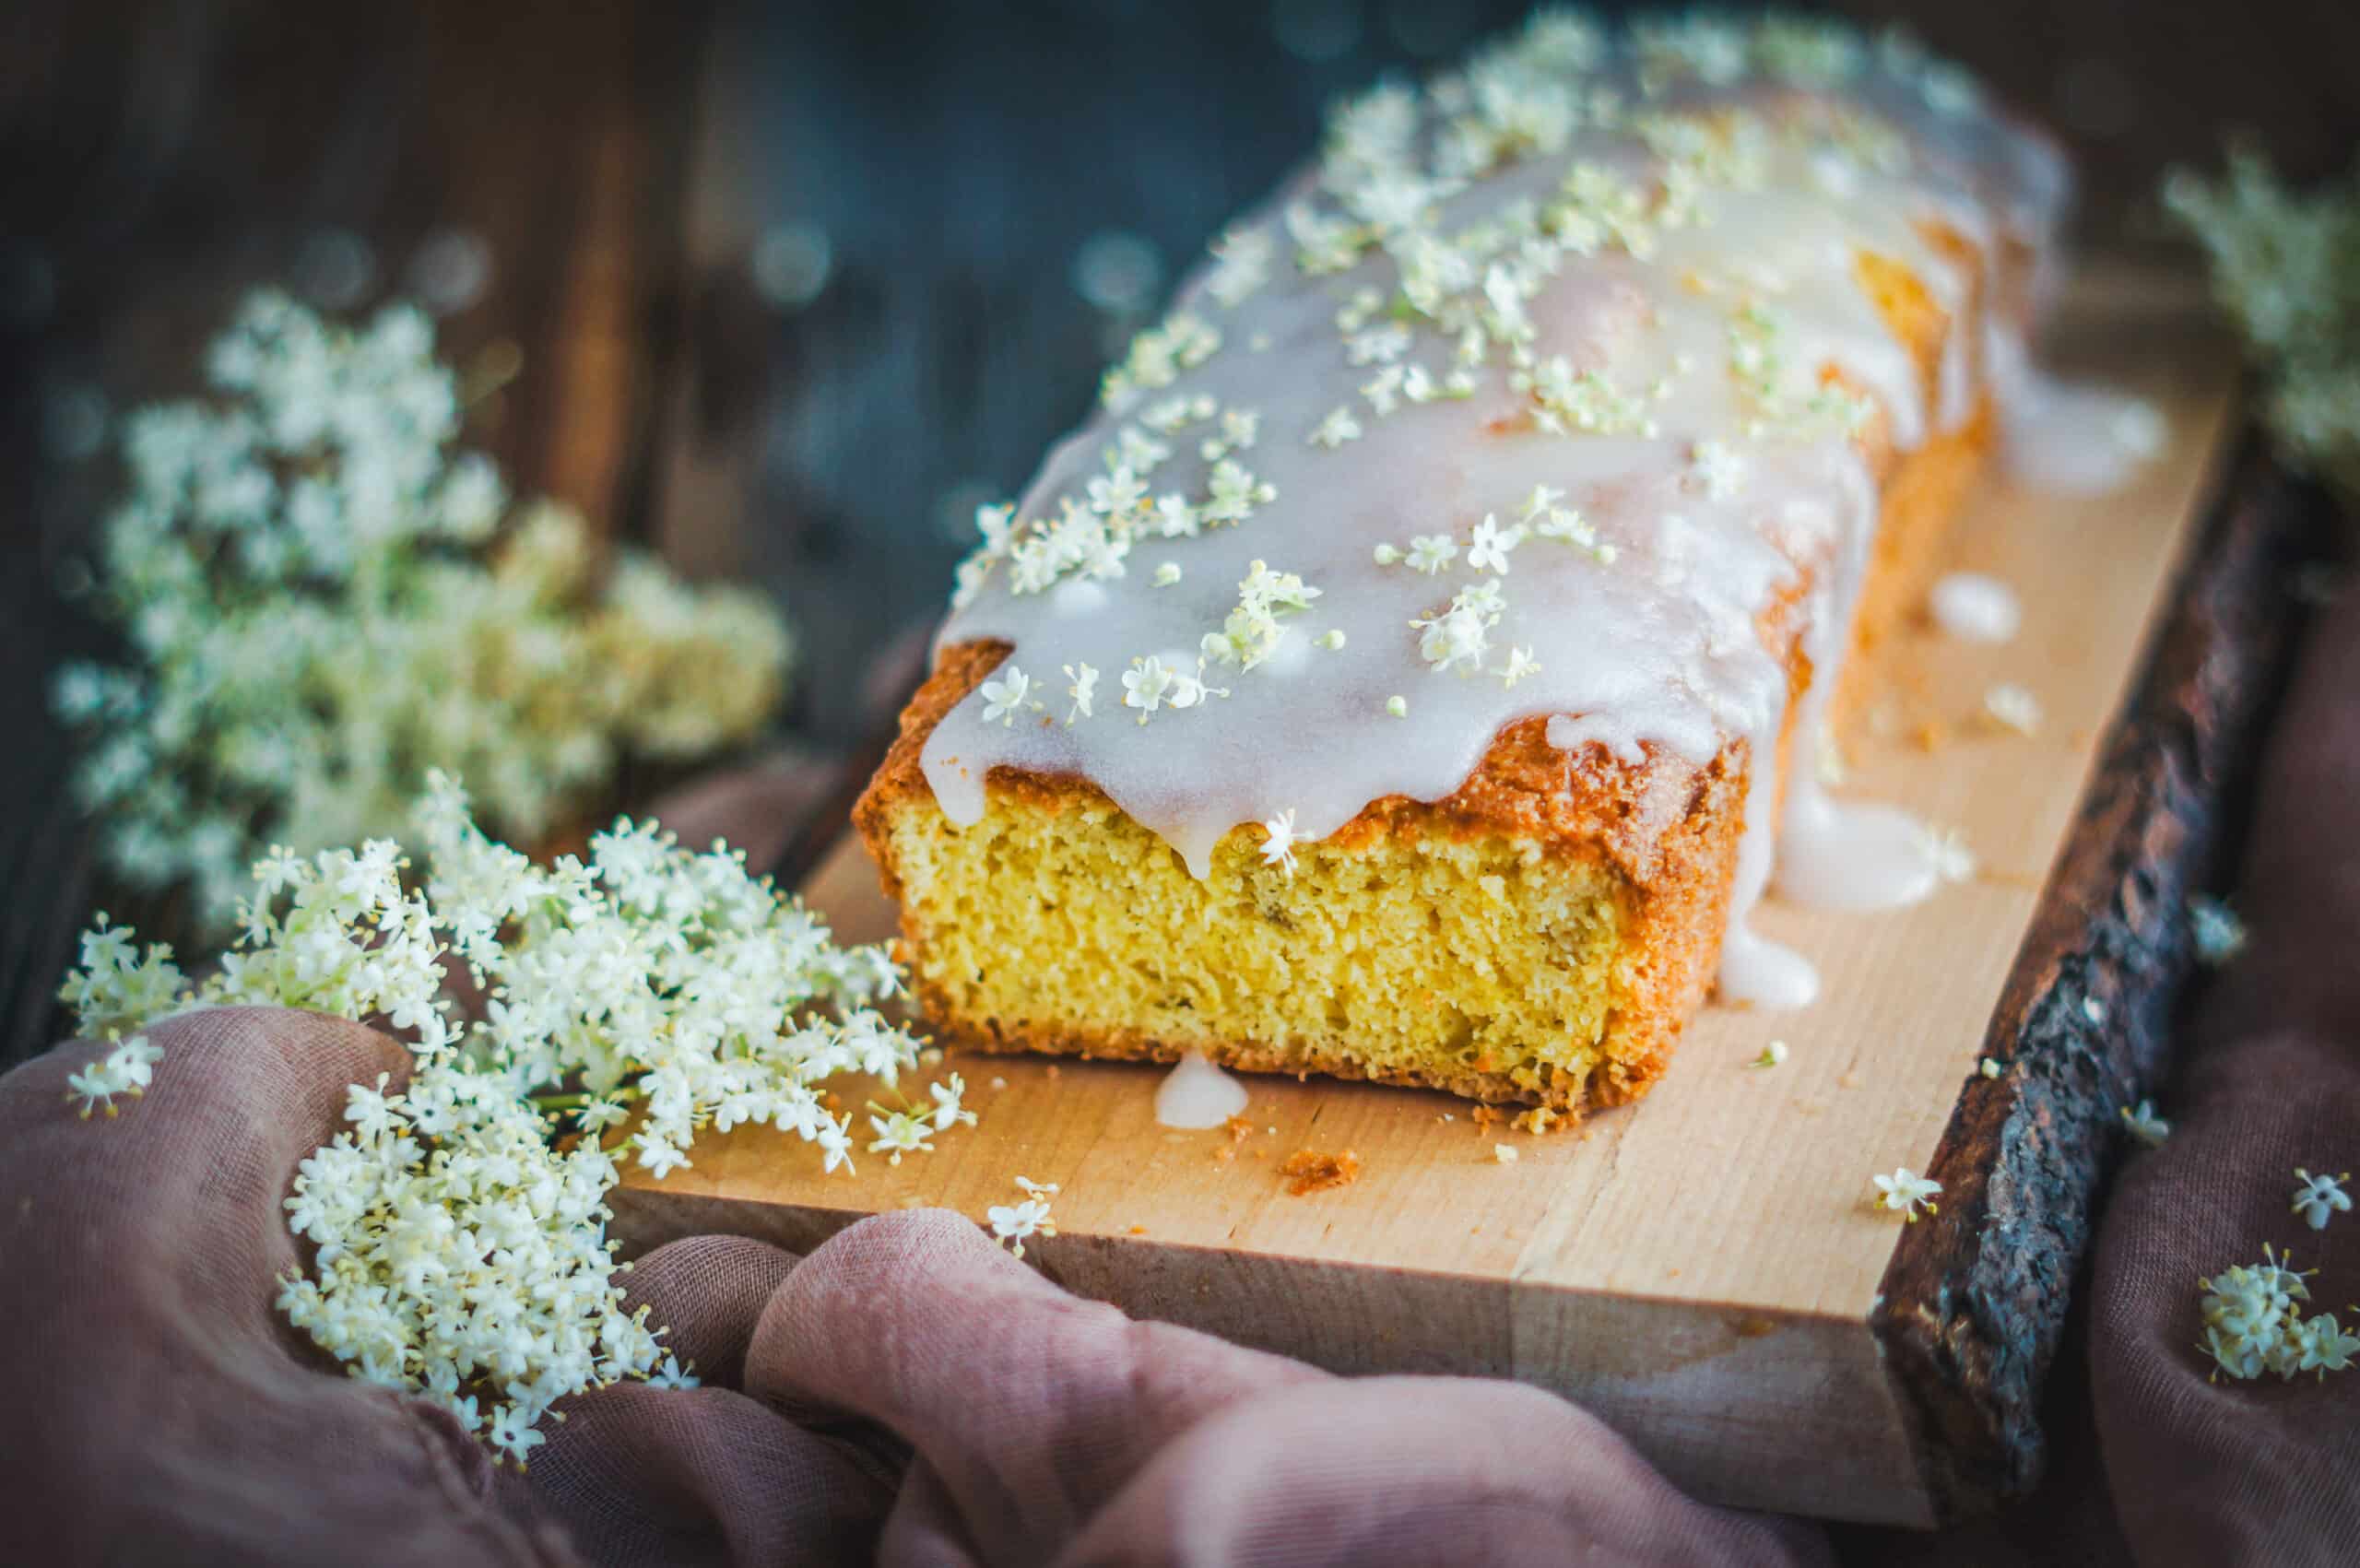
1280,1148,1363,1195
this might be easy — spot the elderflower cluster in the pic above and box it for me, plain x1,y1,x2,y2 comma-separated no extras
1727,298,1875,438
58,772,941,1465
1202,560,1321,671
950,401,1277,610
2198,1245,2359,1383
2166,148,2360,504
50,290,791,936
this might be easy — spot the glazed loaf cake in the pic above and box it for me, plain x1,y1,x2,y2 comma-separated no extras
856,13,2066,1113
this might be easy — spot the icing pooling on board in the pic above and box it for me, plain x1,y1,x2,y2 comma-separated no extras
921,15,2071,1009
1988,333,2167,495
1155,1051,1252,1128
1929,572,2022,642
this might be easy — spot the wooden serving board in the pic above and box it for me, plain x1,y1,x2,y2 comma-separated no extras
614,268,2313,1527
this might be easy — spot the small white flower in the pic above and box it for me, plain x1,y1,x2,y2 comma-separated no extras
1751,1041,1788,1068
1687,439,1748,499
867,1108,935,1165
1308,407,1363,448
1498,646,1540,688
1151,494,1198,538
987,1176,1059,1259
1979,1057,2003,1079
928,1074,978,1132
1153,562,1182,587
1404,534,1460,574
1466,514,1525,575
645,1354,700,1390
65,1063,128,1119
1085,465,1146,517
2293,1169,2353,1231
486,1406,546,1468
1373,543,1401,565
2120,1100,2170,1147
1518,484,1565,524
2189,897,2246,966
1923,826,1976,884
101,1035,163,1094
1412,603,1491,673
1316,630,1346,651
2292,1313,2360,1378
979,666,1036,726
1121,655,1185,721
1201,459,1273,526
1871,1167,1941,1221
1260,810,1302,879
1385,695,1409,718
1115,426,1172,474
1063,662,1098,724
1493,1143,1520,1164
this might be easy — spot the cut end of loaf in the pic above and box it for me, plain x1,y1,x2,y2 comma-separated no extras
869,784,1655,1110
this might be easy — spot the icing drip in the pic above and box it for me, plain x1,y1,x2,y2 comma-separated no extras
1989,334,2165,495
1155,1051,1250,1128
1928,572,2022,643
1774,795,1942,910
1717,924,1823,1009
918,16,2069,1017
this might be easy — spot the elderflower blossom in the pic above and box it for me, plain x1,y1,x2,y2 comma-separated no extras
1063,663,1099,724
1922,826,1976,884
1404,533,1461,574
2120,1100,2171,1148
2293,1169,2353,1231
1870,1167,1941,1221
1466,514,1525,574
1308,407,1364,448
63,1033,164,1118
1260,809,1303,879
59,772,933,1466
980,665,1039,725
987,1176,1060,1259
2189,896,2247,965
50,291,791,936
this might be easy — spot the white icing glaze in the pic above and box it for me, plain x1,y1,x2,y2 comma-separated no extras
1717,924,1822,1009
920,18,2068,1014
1774,794,1941,910
1928,572,2022,643
1988,333,2164,495
1155,1051,1251,1128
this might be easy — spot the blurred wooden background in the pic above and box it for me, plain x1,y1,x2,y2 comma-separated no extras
2,0,2353,1064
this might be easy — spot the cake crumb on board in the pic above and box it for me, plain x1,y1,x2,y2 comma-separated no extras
1280,1148,1363,1196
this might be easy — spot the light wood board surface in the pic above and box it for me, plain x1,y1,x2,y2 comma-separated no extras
616,268,2243,1527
